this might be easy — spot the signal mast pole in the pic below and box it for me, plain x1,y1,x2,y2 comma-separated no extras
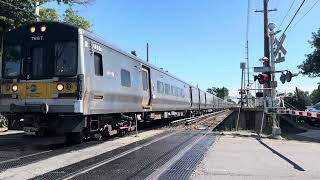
255,0,279,137
263,0,270,61
35,1,40,22
255,0,276,98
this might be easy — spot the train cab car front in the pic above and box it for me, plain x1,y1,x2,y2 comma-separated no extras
0,22,85,136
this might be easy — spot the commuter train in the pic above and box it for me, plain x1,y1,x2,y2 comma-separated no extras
0,22,232,141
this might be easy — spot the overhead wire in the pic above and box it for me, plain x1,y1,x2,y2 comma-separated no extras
278,0,296,30
282,0,306,34
287,0,320,33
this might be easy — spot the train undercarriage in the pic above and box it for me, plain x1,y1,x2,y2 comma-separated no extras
4,109,214,143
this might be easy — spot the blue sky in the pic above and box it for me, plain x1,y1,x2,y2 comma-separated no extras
46,0,320,98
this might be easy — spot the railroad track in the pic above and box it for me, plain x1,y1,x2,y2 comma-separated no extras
0,110,233,179
170,109,230,126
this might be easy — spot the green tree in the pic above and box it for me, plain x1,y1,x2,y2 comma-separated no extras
39,8,60,21
284,88,311,111
0,0,92,58
207,87,229,99
63,7,91,31
309,83,320,105
299,29,320,77
0,0,92,30
297,29,320,106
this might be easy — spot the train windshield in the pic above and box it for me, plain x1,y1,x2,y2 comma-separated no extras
3,45,22,78
54,41,77,76
31,47,46,77
2,42,77,79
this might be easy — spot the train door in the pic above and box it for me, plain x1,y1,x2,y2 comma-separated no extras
204,93,207,107
189,86,193,107
198,88,201,110
141,66,151,108
24,43,50,104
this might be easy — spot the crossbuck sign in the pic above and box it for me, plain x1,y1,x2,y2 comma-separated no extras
274,34,287,57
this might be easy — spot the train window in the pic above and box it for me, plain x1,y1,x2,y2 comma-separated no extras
157,81,164,94
55,41,77,76
165,83,170,95
3,45,22,78
121,69,131,87
182,89,185,97
94,53,103,76
172,87,176,96
179,88,182,97
31,47,45,77
142,70,148,91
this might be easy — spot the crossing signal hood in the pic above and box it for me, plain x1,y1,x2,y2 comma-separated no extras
280,71,295,84
254,73,271,84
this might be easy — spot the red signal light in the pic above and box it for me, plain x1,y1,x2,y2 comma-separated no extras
263,75,270,81
254,73,271,84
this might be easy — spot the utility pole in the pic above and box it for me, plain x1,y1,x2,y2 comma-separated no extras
245,42,249,107
240,63,246,107
35,1,40,22
245,41,249,88
246,0,250,87
255,0,278,136
255,0,277,62
245,0,250,107
255,0,276,100
263,0,269,61
237,62,246,131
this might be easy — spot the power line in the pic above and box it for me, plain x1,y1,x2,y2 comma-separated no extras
278,0,296,30
283,0,306,34
287,0,320,33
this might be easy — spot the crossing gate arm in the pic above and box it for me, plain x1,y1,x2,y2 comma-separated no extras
278,110,320,119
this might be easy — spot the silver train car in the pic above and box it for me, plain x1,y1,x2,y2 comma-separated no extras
0,22,232,141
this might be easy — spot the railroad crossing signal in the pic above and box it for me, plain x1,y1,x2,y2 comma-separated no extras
280,73,286,84
274,34,287,57
286,71,292,82
254,73,271,84
280,71,296,84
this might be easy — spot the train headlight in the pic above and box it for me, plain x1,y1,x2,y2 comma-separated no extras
40,26,46,32
30,26,36,33
56,84,64,91
12,84,18,92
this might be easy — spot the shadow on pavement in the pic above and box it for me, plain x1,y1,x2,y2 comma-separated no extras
257,139,305,172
